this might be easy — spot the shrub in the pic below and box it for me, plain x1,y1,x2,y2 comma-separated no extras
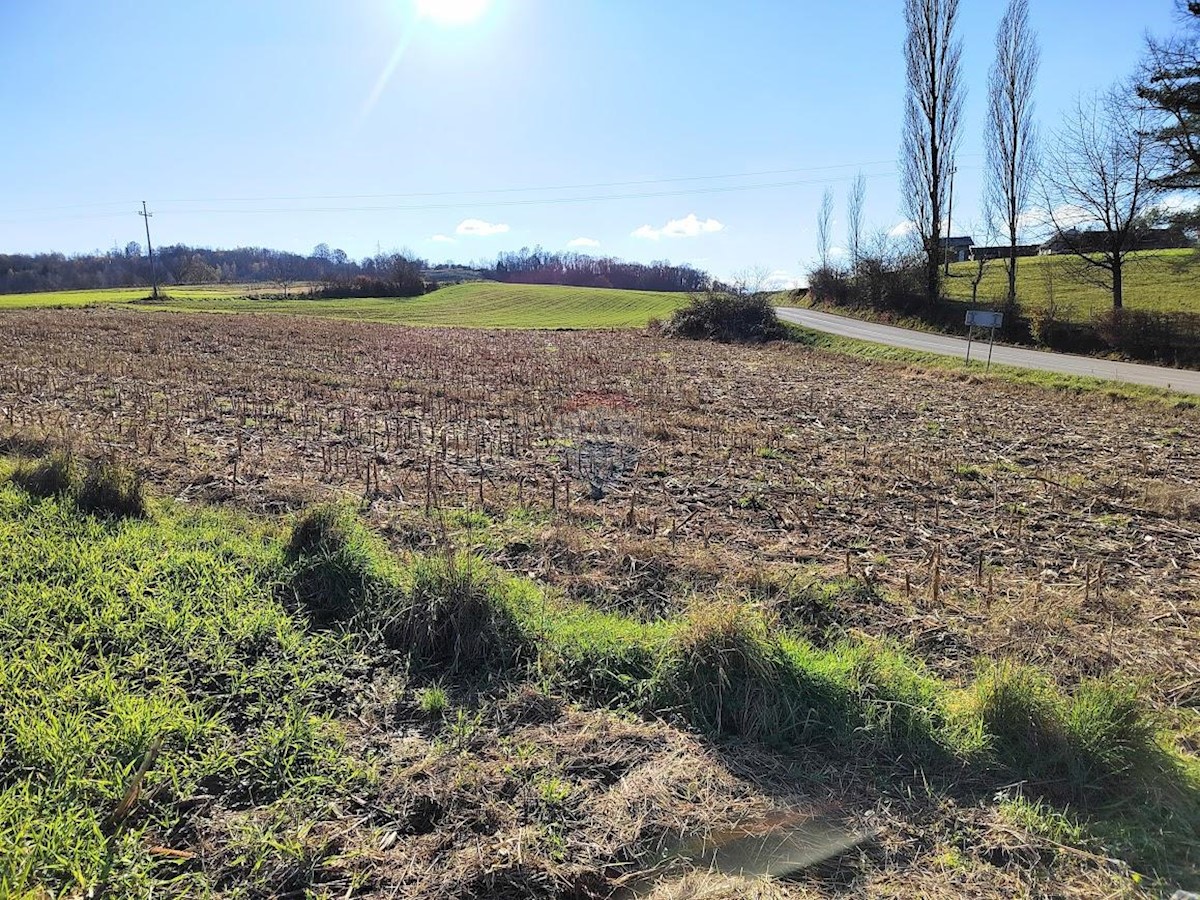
806,265,851,306
1063,677,1157,789
75,459,146,519
9,451,79,499
651,602,847,744
663,291,786,343
807,243,925,314
285,503,401,625
1093,308,1200,364
316,275,427,299
388,553,525,672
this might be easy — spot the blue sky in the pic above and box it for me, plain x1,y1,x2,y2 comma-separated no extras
0,1,1179,286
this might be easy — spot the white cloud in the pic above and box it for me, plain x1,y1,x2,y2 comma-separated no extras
456,218,510,237
431,234,455,243
1017,204,1091,237
567,237,600,248
764,269,803,291
631,213,725,240
888,219,918,238
1156,192,1194,214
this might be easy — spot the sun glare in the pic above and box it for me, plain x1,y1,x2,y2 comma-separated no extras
414,0,489,25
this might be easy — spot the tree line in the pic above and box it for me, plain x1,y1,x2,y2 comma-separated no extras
0,243,408,295
1,240,713,298
488,248,710,292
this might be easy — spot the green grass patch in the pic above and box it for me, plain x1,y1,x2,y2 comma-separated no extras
0,282,690,329
2,475,1195,892
945,249,1200,321
0,484,358,896
0,283,272,310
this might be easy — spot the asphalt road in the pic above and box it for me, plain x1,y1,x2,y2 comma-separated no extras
776,306,1200,395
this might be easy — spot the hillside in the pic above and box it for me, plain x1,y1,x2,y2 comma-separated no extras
944,249,1200,320
0,281,689,329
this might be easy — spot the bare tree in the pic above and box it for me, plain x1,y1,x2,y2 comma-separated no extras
730,265,774,296
965,208,1000,306
1137,1,1200,189
902,0,965,309
816,187,835,271
846,172,867,271
1042,90,1161,310
986,0,1039,318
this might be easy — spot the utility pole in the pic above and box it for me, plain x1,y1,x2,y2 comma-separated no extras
944,158,957,276
139,201,159,299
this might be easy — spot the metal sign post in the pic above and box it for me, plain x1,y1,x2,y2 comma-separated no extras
965,310,1003,370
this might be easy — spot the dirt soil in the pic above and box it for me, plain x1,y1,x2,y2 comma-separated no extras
1,307,1196,896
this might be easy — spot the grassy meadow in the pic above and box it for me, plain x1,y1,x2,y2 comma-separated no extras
0,281,688,328
944,249,1200,320
0,282,292,310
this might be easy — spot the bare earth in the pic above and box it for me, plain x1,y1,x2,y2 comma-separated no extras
2,307,1198,896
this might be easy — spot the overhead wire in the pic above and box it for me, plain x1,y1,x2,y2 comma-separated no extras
0,156,981,226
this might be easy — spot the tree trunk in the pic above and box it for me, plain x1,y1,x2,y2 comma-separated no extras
1007,238,1018,309
926,240,941,309
1112,260,1123,310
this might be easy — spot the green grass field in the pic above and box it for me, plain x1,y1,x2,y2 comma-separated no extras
0,283,282,310
945,249,1200,320
0,282,689,328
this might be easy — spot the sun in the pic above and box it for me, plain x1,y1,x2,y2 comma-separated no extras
414,0,490,25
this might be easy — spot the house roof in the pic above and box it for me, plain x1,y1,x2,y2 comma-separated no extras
939,236,975,247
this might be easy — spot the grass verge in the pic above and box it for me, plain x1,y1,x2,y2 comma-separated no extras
784,323,1200,408
2,469,1196,893
0,482,359,896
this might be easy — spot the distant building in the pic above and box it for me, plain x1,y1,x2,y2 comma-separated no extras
939,236,975,264
1039,226,1193,255
970,244,1040,262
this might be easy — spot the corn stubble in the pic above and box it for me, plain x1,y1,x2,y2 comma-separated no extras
0,307,1197,897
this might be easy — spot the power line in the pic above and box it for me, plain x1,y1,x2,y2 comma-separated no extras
3,161,894,216
153,171,909,216
0,160,982,226
0,153,984,217
155,159,906,205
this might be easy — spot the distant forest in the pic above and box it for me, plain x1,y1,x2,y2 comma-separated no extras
489,248,711,292
0,242,711,295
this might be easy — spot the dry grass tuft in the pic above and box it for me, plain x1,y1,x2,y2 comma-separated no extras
389,553,527,671
9,450,78,499
75,458,146,519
